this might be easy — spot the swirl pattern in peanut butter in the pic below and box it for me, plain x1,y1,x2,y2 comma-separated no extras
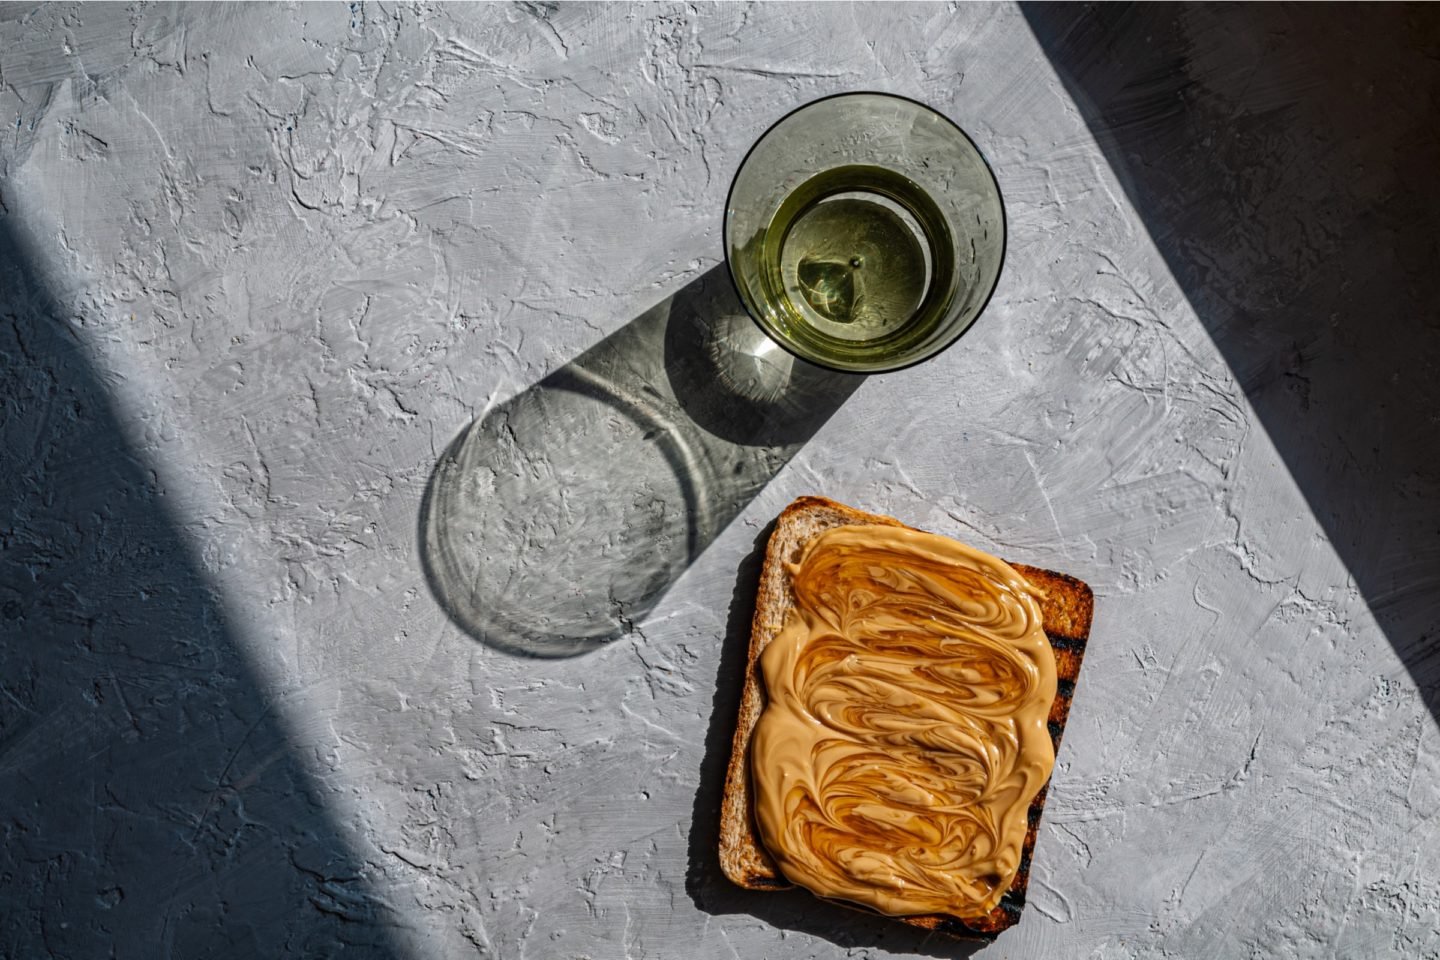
751,524,1057,918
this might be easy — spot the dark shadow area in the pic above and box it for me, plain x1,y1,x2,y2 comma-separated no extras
0,220,402,957
420,265,861,658
1025,4,1440,721
681,523,986,959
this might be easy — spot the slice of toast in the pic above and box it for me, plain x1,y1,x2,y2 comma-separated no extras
719,495,1094,939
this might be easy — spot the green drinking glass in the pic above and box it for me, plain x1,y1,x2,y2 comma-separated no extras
725,92,1006,374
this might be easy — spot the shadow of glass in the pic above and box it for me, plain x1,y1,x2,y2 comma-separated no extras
420,265,861,658
1024,4,1440,722
0,221,402,956
680,523,985,959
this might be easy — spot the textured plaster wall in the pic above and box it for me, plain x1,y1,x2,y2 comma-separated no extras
1,3,1437,959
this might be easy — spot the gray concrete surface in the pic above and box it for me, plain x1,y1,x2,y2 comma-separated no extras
2,3,1437,958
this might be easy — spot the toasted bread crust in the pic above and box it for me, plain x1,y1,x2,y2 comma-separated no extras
718,496,1094,939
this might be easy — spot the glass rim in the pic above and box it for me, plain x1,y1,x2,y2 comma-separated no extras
722,90,1008,376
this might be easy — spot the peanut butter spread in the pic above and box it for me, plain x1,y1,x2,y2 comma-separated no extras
750,524,1057,918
